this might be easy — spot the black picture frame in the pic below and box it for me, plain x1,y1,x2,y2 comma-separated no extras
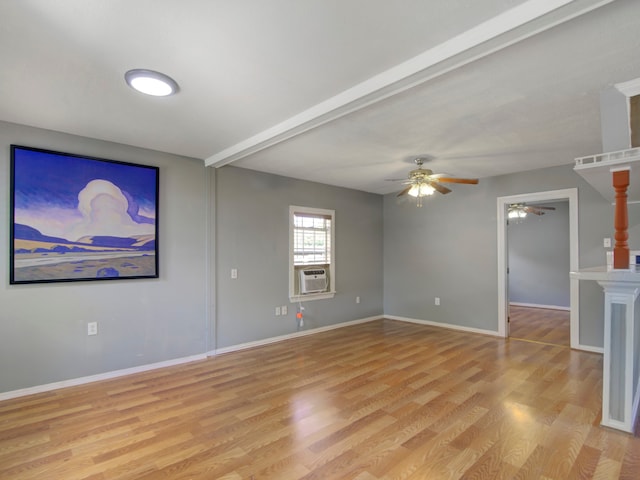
10,145,159,284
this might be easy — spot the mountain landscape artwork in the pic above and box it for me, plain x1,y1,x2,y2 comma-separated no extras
10,146,159,284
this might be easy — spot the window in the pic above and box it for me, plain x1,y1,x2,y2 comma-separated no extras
293,213,331,265
289,206,335,301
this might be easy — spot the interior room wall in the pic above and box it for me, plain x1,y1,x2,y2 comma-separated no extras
4,125,638,395
214,166,383,349
383,163,626,349
0,121,209,394
508,201,570,308
600,86,632,152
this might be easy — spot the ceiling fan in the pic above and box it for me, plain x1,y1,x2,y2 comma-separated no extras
507,203,556,219
394,158,479,207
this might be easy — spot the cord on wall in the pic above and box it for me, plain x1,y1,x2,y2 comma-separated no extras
297,303,305,330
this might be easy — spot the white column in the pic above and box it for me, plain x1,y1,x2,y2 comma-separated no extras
598,279,640,432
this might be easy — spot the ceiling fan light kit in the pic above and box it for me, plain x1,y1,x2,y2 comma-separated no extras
395,157,478,207
408,183,435,197
508,208,528,219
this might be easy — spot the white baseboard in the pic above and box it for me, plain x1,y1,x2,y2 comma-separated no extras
509,302,570,311
211,315,383,356
573,344,604,354
385,315,502,337
0,353,208,402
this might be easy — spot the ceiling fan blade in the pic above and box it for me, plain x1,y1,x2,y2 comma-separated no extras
435,177,479,184
523,207,545,215
429,181,451,195
532,205,555,210
397,185,412,197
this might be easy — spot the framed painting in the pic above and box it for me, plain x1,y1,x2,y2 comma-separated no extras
10,145,159,284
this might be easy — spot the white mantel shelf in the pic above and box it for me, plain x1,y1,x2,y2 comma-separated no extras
570,265,640,283
574,147,640,204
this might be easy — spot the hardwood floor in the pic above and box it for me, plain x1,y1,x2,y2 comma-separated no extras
1,319,639,479
509,306,570,347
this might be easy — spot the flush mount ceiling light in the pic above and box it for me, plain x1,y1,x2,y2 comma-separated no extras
125,69,179,97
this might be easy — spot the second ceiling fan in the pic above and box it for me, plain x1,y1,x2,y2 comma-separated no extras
395,158,479,206
507,203,556,219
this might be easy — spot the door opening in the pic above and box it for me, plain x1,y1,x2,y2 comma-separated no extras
497,188,579,348
507,199,570,346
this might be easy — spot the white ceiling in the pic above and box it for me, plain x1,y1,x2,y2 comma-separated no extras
1,0,639,194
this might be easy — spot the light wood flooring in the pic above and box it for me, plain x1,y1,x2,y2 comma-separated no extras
1,319,639,479
509,306,570,348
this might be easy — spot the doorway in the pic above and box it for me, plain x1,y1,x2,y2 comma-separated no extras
507,199,570,347
496,188,579,348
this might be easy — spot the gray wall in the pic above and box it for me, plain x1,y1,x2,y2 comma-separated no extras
215,166,383,348
4,125,639,394
0,121,209,393
383,178,498,331
508,201,570,308
383,163,631,349
600,86,631,152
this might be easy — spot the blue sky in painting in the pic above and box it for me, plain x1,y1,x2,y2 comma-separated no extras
12,147,158,241
13,148,157,210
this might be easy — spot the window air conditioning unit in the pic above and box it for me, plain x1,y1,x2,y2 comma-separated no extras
299,267,328,294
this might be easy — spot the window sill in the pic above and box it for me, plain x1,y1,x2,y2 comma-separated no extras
289,291,336,303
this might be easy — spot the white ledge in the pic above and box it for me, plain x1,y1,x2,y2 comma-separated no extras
570,265,640,283
573,147,640,204
289,291,336,303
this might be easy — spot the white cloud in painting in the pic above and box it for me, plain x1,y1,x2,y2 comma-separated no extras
65,179,155,241
14,180,155,242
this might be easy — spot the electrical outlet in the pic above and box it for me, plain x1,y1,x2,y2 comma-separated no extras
356,296,360,304
434,297,440,306
275,307,281,316
87,322,98,336
604,238,611,248
281,305,287,315
231,268,238,279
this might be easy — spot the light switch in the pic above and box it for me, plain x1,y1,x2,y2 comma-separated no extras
87,322,98,336
231,268,238,279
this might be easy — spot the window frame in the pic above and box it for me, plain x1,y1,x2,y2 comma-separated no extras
289,205,335,302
